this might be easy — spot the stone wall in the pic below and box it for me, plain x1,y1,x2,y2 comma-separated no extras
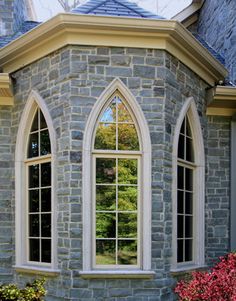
197,0,236,83
0,45,229,300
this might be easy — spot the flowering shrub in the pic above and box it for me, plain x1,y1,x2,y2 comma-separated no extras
174,253,236,301
0,279,46,301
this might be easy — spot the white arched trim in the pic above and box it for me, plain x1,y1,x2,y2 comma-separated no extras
171,97,205,271
15,90,59,273
81,78,153,278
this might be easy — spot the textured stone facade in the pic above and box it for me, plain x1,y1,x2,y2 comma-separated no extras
0,44,229,300
197,0,236,83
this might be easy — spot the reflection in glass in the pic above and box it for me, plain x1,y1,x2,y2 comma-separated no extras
40,130,51,156
31,110,39,132
95,123,116,150
28,133,39,158
96,185,116,211
118,186,137,211
118,213,137,238
118,240,137,265
29,190,39,212
117,100,132,122
96,240,116,265
118,159,137,184
29,214,39,237
100,100,116,123
96,158,116,184
29,239,40,261
42,239,51,263
29,165,39,188
96,213,116,238
41,163,51,187
118,124,139,150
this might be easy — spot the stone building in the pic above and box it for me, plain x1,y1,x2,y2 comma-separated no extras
0,0,235,300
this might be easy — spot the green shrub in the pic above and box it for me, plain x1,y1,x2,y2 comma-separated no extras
0,279,46,301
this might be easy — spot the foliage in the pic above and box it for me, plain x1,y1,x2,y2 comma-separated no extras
174,253,236,301
0,279,46,301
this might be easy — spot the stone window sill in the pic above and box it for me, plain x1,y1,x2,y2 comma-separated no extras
80,270,155,279
14,265,60,277
170,265,208,277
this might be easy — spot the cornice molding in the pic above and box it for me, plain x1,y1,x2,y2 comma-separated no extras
207,85,236,116
0,73,13,105
0,14,227,86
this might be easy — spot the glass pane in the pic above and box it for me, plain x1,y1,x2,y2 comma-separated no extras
177,215,184,238
186,117,192,137
29,214,39,237
185,216,193,238
118,159,137,184
96,158,116,184
41,239,51,263
180,118,185,135
28,133,39,158
185,168,193,191
94,123,116,150
186,137,194,162
40,110,47,130
178,134,185,160
41,214,51,237
96,185,116,211
40,130,51,156
100,100,116,123
185,239,193,261
29,190,39,212
185,192,193,214
177,240,183,263
118,213,137,238
41,163,51,187
177,190,184,214
96,240,116,265
96,213,116,238
31,110,39,132
41,188,51,212
29,165,39,188
118,240,137,265
177,166,184,190
118,186,137,211
29,239,40,261
117,100,132,122
118,124,139,151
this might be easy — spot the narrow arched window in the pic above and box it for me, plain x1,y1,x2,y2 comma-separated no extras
26,108,52,264
93,93,140,268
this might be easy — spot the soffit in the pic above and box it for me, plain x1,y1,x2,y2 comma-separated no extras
0,13,227,86
0,73,13,105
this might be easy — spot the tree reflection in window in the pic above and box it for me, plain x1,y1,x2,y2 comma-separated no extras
27,108,51,264
94,94,140,267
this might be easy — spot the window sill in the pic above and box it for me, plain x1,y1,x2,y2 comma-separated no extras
170,265,208,276
80,270,155,279
14,265,60,277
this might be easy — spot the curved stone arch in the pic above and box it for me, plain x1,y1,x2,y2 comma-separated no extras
171,97,205,270
82,78,152,272
15,90,57,270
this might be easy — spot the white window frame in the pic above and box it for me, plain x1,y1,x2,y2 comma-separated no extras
81,78,153,278
171,97,205,271
15,90,58,273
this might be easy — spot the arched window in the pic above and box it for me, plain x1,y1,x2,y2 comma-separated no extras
172,98,205,271
82,79,152,276
15,91,57,272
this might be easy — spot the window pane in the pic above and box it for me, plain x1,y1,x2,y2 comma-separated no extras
177,215,184,238
118,186,137,211
186,117,192,138
178,134,185,160
118,124,139,151
29,239,40,261
180,118,185,134
41,239,51,263
185,239,193,261
177,240,183,263
94,123,116,150
117,100,132,122
40,130,51,156
41,162,51,187
185,216,193,238
31,110,39,132
40,110,47,130
29,190,39,212
41,214,51,237
29,214,39,237
177,190,184,214
96,213,116,238
29,165,39,188
28,133,39,158
185,168,193,191
185,192,193,214
96,158,116,184
177,166,184,190
118,213,137,238
186,137,194,162
96,240,116,265
118,240,137,265
41,188,51,212
118,159,137,184
96,185,116,211
100,100,116,123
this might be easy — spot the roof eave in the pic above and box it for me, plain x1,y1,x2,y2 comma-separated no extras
0,73,14,105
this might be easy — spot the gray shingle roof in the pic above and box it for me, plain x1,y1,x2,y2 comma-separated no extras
72,0,164,19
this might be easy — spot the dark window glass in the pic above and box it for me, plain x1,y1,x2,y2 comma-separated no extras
177,215,184,238
185,239,193,261
31,111,39,132
177,190,184,214
185,192,193,214
177,166,184,189
186,137,194,162
178,134,185,159
29,239,40,261
185,168,193,191
41,239,51,263
41,188,51,212
29,214,39,237
28,133,39,158
185,216,193,238
29,190,39,212
40,110,47,129
41,214,51,237
41,163,51,187
40,130,51,156
177,240,183,263
29,165,39,188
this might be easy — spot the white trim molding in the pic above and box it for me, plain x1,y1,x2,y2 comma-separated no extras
82,78,152,274
15,90,58,271
171,97,205,271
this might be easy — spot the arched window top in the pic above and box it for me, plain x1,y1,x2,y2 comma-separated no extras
178,115,194,163
94,93,140,151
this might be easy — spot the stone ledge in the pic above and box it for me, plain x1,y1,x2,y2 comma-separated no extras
14,265,60,277
80,270,155,279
